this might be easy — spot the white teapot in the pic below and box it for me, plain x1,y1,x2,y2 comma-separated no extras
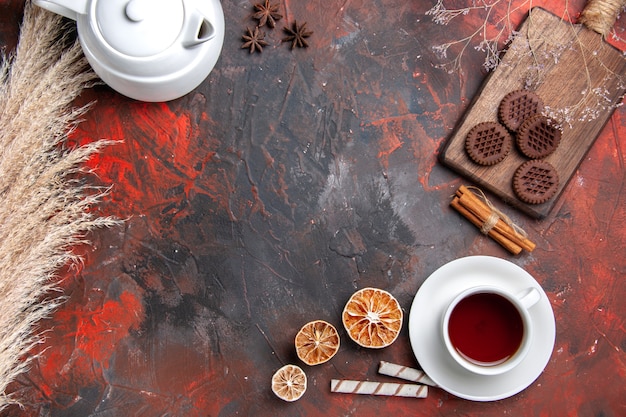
34,0,225,102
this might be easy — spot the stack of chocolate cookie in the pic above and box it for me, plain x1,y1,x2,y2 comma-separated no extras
464,89,562,205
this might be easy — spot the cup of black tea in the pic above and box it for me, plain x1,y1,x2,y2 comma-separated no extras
442,285,540,375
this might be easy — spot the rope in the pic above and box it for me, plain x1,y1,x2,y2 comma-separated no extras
579,0,626,37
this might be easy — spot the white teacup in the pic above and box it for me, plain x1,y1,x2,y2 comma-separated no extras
441,285,540,376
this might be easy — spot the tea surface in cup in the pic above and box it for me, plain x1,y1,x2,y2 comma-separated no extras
448,292,524,366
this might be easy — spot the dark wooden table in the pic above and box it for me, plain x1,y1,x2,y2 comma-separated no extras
1,0,625,415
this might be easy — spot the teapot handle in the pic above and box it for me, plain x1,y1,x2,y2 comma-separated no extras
182,11,216,47
33,0,88,21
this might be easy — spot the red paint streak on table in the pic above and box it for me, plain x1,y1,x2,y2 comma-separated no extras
1,0,625,416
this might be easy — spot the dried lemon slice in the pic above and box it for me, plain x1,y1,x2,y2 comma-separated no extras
271,364,307,402
295,320,340,365
342,287,403,348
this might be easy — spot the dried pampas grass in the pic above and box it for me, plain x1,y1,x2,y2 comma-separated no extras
0,1,119,409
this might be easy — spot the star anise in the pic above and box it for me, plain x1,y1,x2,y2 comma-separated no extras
283,21,313,49
242,26,269,53
253,0,283,28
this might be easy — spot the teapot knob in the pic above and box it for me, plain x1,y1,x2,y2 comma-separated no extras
125,0,150,22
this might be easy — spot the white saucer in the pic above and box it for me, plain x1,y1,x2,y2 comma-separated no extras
408,256,555,401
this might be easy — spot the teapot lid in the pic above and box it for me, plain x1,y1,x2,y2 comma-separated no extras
96,0,184,57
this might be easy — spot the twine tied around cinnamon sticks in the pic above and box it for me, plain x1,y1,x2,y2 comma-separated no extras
451,185,536,255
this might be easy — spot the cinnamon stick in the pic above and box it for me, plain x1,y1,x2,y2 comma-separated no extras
451,185,536,254
457,189,536,252
451,197,523,255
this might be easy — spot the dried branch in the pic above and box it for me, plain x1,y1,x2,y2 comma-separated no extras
426,0,626,124
426,0,531,72
0,1,119,410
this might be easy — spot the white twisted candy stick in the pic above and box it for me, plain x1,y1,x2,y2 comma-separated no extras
378,361,438,387
330,379,428,398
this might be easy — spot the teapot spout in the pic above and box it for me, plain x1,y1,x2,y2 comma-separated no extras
182,11,216,47
33,0,88,21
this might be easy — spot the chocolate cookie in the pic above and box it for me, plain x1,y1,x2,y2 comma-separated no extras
499,90,544,132
464,121,512,166
516,115,561,159
513,160,559,204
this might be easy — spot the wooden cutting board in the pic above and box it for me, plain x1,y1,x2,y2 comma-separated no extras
439,7,626,218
